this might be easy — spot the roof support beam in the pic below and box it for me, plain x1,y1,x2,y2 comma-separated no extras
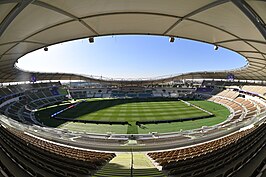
0,0,35,38
0,40,47,47
0,0,20,4
216,39,266,45
32,1,99,35
163,0,230,35
231,0,266,40
238,51,266,55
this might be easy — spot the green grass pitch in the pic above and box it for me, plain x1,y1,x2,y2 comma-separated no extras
35,98,230,134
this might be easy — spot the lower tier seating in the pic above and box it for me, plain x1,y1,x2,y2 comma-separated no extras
148,123,266,177
0,124,115,177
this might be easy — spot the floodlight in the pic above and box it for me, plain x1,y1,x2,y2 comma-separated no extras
44,47,48,51
89,37,94,43
169,36,175,43
214,45,219,50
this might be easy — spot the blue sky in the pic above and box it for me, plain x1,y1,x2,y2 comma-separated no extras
17,35,246,79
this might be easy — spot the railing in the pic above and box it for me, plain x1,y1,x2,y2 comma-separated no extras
1,110,265,152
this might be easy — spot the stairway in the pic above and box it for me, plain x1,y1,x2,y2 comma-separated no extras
93,152,165,177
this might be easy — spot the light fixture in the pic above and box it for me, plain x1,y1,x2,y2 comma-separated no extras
214,45,219,50
44,47,48,51
169,36,175,43
88,37,94,43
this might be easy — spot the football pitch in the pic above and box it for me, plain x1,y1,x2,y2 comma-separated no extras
36,98,230,134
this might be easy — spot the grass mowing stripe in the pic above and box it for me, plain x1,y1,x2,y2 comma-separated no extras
35,98,229,134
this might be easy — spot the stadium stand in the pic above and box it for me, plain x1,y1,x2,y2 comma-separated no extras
0,82,66,124
70,88,111,99
148,122,266,177
0,0,266,176
1,82,266,176
69,87,196,99
195,87,214,94
202,87,266,127
242,86,266,96
0,123,115,177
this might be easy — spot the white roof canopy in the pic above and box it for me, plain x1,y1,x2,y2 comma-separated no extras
0,0,265,84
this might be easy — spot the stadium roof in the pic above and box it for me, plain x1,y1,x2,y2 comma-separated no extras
0,0,265,84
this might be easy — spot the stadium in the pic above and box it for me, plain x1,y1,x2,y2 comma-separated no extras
0,1,266,177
